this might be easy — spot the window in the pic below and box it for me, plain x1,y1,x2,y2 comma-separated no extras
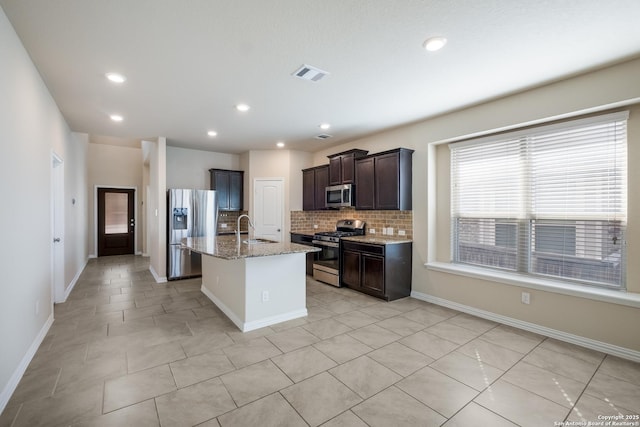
450,112,627,289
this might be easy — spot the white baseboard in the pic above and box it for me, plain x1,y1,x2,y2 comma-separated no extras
200,285,244,330
88,254,97,259
244,309,308,332
0,313,54,414
149,265,167,283
58,258,89,303
142,252,149,257
411,291,640,363
200,285,307,332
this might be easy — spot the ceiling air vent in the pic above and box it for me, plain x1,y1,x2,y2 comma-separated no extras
292,64,329,82
315,134,333,140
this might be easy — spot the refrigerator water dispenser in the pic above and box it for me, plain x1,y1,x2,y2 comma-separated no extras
172,208,188,229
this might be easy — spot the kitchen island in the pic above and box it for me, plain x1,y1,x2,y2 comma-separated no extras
182,235,319,332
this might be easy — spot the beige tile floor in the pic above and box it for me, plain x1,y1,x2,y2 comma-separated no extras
1,255,639,427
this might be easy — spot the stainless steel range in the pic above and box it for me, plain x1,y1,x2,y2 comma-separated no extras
312,219,365,287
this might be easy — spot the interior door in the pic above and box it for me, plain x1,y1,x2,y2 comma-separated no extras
98,188,135,256
254,178,283,242
52,153,65,303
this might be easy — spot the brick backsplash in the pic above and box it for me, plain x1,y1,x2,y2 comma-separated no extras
216,210,249,234
291,208,413,239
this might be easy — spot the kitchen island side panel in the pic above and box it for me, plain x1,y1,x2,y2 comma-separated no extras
244,253,306,324
201,255,246,324
200,252,307,331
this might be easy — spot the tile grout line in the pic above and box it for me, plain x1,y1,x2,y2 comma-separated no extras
471,337,576,423
7,402,23,427
10,256,638,426
564,353,633,422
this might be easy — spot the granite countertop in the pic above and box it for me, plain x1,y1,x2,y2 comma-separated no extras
341,235,413,245
217,230,248,236
182,235,320,260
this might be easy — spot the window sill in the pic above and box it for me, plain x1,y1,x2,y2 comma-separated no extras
425,261,640,309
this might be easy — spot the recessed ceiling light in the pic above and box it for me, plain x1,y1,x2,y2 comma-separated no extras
235,104,250,112
319,123,331,130
110,114,123,122
276,142,285,148
207,130,218,137
423,36,447,52
105,73,126,83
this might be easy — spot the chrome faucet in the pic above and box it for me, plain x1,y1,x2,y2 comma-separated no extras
237,214,254,241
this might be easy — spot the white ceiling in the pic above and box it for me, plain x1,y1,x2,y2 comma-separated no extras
2,0,640,154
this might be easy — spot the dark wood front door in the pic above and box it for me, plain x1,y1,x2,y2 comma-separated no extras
98,188,135,256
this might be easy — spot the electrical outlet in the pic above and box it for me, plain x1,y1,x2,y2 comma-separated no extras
220,223,227,228
262,291,269,302
521,292,530,305
370,228,376,234
35,300,40,316
313,224,318,229
398,230,406,236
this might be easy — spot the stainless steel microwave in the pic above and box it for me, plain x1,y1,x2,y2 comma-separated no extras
326,184,354,208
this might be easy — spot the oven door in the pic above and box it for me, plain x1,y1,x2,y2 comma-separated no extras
312,239,341,286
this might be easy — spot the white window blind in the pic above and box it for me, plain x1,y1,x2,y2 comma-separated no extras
450,112,628,289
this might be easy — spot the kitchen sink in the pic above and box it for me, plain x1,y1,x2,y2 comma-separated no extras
242,238,274,245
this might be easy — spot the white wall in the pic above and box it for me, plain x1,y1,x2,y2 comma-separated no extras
0,8,88,411
166,146,240,190
64,133,89,290
311,57,640,353
145,138,167,282
87,143,143,256
142,163,150,256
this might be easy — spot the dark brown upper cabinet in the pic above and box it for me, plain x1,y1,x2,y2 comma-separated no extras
209,168,244,211
355,148,414,210
327,149,368,185
302,165,329,211
354,156,375,209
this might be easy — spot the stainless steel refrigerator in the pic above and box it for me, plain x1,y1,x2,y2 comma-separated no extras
167,189,218,280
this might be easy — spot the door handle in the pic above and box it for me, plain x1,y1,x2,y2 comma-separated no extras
277,229,281,232
53,237,61,243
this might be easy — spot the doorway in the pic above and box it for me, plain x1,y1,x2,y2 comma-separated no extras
254,178,284,242
97,188,135,256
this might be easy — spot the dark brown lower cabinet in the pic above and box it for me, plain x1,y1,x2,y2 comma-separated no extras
341,250,362,289
341,240,412,301
362,254,384,295
290,232,316,275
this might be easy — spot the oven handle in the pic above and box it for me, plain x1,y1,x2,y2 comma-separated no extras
312,240,339,248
